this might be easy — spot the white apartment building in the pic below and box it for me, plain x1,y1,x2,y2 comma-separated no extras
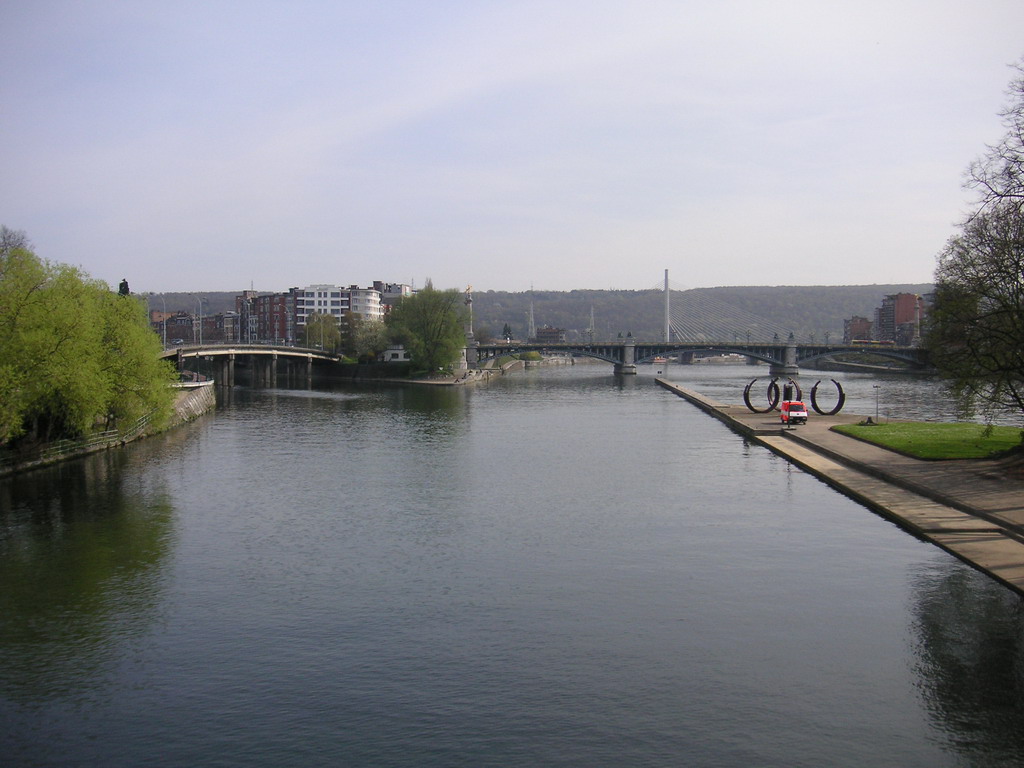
295,284,384,329
295,285,347,328
347,286,383,320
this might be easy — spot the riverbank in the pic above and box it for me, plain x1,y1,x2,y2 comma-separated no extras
0,381,215,477
656,378,1024,596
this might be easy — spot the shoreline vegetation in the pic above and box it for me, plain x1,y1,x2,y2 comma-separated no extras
0,353,552,475
0,382,215,478
4,353,1021,475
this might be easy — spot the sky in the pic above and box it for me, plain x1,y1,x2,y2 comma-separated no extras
3,1,1024,294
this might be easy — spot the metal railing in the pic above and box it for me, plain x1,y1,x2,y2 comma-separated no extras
0,411,155,473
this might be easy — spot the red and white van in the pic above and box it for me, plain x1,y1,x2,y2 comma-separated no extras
779,400,808,425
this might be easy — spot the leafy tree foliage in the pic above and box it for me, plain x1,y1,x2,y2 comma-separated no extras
301,312,341,351
385,283,467,374
96,289,179,429
0,229,176,445
349,316,390,362
927,62,1024,420
474,324,494,344
929,203,1024,416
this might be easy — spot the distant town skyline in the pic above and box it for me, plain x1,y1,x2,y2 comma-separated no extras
3,2,1023,293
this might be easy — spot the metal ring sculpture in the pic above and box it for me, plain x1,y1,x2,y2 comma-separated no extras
810,379,846,415
743,377,781,413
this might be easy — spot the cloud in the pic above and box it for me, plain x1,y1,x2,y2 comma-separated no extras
2,1,1023,291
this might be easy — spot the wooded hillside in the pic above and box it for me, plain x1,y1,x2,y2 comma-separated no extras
150,284,933,343
470,284,933,342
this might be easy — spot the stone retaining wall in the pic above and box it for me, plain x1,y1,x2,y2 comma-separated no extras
170,381,216,425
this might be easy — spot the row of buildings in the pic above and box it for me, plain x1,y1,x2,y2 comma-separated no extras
150,282,413,345
842,292,928,346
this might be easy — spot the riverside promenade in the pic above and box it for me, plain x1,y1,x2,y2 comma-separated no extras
656,378,1024,597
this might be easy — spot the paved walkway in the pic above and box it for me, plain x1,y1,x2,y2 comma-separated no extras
656,379,1024,596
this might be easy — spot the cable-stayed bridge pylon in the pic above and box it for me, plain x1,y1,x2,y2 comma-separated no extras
651,277,796,344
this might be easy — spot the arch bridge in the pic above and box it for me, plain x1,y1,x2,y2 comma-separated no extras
161,344,339,386
474,339,929,375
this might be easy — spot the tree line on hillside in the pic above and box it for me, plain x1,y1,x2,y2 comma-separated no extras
151,284,933,345
468,284,933,343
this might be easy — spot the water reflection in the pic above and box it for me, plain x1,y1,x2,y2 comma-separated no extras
911,563,1024,764
4,366,1024,766
261,383,471,439
0,451,175,702
378,385,471,443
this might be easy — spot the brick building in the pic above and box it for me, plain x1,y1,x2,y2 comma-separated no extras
843,315,873,343
875,293,924,344
533,325,567,343
233,282,406,346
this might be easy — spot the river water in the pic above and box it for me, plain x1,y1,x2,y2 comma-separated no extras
2,363,1023,767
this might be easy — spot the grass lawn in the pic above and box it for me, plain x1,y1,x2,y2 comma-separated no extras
832,421,1024,460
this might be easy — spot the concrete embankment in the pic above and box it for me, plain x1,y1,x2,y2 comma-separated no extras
656,378,1024,596
169,381,216,424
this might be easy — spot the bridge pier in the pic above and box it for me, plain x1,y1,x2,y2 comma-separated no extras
215,355,236,387
615,338,637,375
769,342,799,376
254,357,270,387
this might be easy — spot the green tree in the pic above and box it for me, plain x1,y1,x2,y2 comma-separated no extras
474,324,494,344
349,316,391,362
0,230,176,445
927,61,1024,421
0,229,49,440
302,312,340,352
96,290,177,429
928,203,1024,417
385,282,467,374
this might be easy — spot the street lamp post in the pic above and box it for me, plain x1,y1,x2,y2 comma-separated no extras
873,385,880,422
190,295,203,346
